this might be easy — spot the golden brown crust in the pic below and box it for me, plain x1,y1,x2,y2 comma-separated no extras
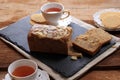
85,28,112,45
73,34,102,55
28,24,72,55
73,28,112,55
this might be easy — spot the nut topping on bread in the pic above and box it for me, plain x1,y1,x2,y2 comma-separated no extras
86,28,112,44
28,24,72,55
78,35,89,40
31,24,70,39
73,28,112,55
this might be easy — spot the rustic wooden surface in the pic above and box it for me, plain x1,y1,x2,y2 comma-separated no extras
0,0,120,80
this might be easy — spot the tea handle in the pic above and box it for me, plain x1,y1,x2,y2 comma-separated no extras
60,11,70,20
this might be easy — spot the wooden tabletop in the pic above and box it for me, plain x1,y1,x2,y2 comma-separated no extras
0,0,120,80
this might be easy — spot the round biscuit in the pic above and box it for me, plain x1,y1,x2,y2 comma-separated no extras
101,14,120,29
30,14,46,23
100,12,120,20
30,20,40,25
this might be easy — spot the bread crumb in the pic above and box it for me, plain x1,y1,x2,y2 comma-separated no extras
79,35,88,40
112,45,117,48
70,54,83,60
71,56,78,60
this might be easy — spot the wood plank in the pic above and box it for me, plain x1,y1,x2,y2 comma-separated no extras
80,70,120,80
0,40,24,68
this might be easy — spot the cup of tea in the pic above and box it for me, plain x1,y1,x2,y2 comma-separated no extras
8,59,38,80
41,2,70,25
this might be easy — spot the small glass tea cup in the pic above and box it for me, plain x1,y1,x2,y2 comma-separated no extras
8,59,38,80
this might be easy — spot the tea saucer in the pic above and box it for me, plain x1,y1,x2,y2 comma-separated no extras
3,69,50,80
47,15,72,27
57,14,72,27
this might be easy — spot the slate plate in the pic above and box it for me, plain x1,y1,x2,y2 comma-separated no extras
0,15,115,78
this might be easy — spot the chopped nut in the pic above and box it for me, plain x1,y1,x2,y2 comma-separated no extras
80,35,88,40
112,45,117,48
71,56,78,60
31,24,69,39
89,40,94,43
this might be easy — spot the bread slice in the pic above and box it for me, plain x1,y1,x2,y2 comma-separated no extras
73,28,112,55
85,28,112,45
73,34,102,55
28,24,72,55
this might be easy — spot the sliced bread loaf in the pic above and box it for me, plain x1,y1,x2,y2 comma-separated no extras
28,24,72,55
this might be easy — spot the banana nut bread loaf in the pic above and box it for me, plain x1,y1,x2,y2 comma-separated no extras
28,24,72,55
73,28,112,55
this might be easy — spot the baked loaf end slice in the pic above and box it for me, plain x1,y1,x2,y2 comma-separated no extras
28,24,72,55
73,28,112,55
85,28,112,45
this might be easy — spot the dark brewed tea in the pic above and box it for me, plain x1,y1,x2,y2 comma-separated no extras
12,66,35,77
45,7,61,13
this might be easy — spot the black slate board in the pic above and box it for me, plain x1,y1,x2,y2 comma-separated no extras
0,15,115,77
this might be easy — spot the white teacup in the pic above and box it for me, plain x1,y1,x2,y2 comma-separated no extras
8,59,38,80
41,2,70,25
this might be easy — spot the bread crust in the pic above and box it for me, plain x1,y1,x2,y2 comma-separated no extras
73,28,112,55
28,24,72,55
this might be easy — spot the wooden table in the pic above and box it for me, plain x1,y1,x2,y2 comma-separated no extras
0,0,120,80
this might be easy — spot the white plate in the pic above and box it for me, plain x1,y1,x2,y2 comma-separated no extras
3,69,50,80
93,8,120,31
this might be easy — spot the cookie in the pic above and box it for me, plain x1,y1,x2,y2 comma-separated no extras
100,12,120,19
100,12,120,29
30,20,39,25
30,13,46,23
